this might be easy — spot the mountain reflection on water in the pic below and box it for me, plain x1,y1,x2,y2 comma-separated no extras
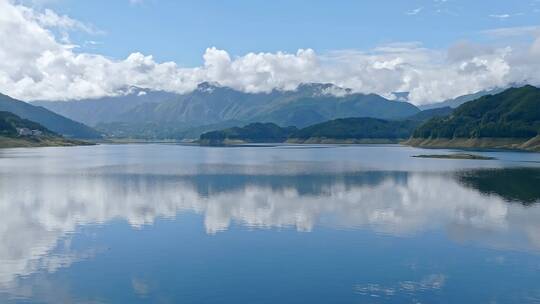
1,144,540,302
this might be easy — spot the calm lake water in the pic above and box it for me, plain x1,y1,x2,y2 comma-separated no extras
1,144,540,303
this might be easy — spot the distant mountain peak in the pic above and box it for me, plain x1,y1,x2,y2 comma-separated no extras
296,83,352,97
391,92,410,102
114,86,151,97
196,82,222,93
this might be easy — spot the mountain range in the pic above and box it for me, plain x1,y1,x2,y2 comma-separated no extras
2,82,539,152
33,83,421,139
32,87,179,127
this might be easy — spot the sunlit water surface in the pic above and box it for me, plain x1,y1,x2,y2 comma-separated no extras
1,144,540,303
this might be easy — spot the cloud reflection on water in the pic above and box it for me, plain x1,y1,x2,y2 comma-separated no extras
0,166,539,291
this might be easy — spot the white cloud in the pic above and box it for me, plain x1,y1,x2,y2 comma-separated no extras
406,7,423,15
21,7,96,33
1,0,540,105
489,14,511,19
482,25,540,38
489,13,524,20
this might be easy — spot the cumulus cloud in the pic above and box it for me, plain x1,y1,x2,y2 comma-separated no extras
1,0,540,105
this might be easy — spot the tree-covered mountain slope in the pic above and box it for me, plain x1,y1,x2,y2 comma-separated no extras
200,123,298,144
0,111,90,148
408,85,540,151
0,93,102,139
199,117,421,145
0,111,53,136
413,86,540,139
288,117,419,143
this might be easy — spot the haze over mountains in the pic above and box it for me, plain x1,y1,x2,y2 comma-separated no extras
418,88,507,110
32,88,180,127
34,82,421,139
28,82,516,140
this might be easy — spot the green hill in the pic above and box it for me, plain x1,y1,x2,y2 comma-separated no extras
0,111,89,148
0,111,53,136
200,123,298,145
198,105,455,145
409,86,540,151
288,117,419,143
0,93,102,139
200,117,421,145
406,107,453,122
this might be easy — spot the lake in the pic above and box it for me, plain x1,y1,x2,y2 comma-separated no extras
1,144,540,303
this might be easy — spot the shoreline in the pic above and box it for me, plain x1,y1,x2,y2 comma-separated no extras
0,136,95,149
404,136,540,153
4,136,539,154
286,138,401,144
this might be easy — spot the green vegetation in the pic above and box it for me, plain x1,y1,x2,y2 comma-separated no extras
0,111,91,148
289,117,418,142
200,117,423,145
0,111,53,136
200,123,298,145
410,86,540,152
36,83,420,139
0,93,102,139
406,107,453,122
0,136,90,148
413,86,540,139
457,168,540,205
198,105,462,145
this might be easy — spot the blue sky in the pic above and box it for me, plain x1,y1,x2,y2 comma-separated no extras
38,0,540,66
2,0,540,103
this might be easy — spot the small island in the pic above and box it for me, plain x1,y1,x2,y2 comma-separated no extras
412,153,495,160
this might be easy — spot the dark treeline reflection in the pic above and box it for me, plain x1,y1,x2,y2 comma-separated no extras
177,168,540,206
184,171,410,196
457,168,540,205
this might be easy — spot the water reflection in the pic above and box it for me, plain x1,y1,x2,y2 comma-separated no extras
457,168,540,205
1,164,540,291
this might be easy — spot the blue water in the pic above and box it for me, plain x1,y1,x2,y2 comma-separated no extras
1,144,540,303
